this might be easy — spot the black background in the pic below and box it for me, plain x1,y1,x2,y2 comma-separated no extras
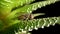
29,0,60,34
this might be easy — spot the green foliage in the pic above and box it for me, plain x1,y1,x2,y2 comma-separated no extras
0,0,60,34
7,0,59,19
15,16,60,34
0,0,34,15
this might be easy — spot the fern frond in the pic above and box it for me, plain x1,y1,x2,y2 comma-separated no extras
1,16,60,34
19,17,60,31
14,16,60,34
0,0,60,34
7,0,59,19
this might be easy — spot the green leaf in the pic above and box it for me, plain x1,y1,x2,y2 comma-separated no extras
18,17,60,31
7,0,59,19
0,0,35,15
14,16,60,34
0,0,60,34
0,20,4,30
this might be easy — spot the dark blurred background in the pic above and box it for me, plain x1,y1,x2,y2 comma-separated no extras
29,0,60,34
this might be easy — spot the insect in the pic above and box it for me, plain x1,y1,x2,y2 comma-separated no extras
18,13,45,20
18,13,34,20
